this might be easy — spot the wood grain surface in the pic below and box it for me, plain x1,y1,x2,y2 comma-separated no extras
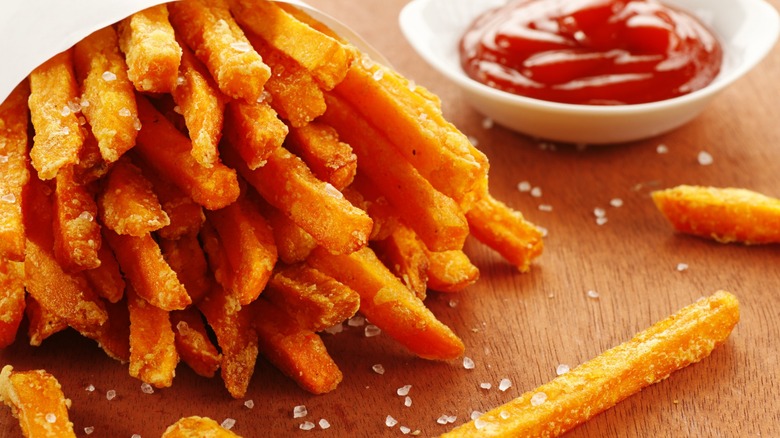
2,0,780,437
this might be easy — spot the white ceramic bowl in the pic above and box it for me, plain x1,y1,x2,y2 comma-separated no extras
399,0,780,144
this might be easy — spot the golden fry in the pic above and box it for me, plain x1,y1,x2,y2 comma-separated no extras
73,129,110,185
261,201,318,264
162,416,241,438
169,0,271,101
342,175,400,241
52,165,101,271
0,260,25,348
171,308,222,378
0,82,30,262
373,222,429,300
0,366,76,438
160,234,213,305
199,220,234,298
83,240,126,304
443,291,740,437
25,295,67,347
425,249,480,293
28,50,85,180
286,122,357,191
307,246,464,360
89,298,131,363
117,5,182,93
127,286,178,388
652,185,780,244
73,26,138,163
223,99,287,170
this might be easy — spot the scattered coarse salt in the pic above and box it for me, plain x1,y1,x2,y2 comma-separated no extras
556,364,570,376
537,226,549,238
173,105,182,115
102,71,117,82
499,411,510,420
60,106,71,117
372,69,385,81
106,389,117,401
474,419,489,430
84,426,95,435
482,118,494,129
404,396,412,407
118,107,132,117
530,392,548,406
1,193,16,203
480,382,492,390
372,364,385,375
244,399,255,409
517,181,532,192
131,434,141,438
78,211,94,222
610,198,624,208
436,415,449,425
0,155,7,163
698,151,714,166
85,384,95,392
498,378,512,392
364,324,381,337
596,217,608,226
133,118,142,131
400,425,411,434
593,207,606,218
470,411,483,421
397,384,412,396
230,41,251,52
656,144,669,154
449,299,459,308
176,75,186,87
319,419,330,429
67,100,81,113
293,405,308,418
45,413,56,423
386,415,398,427
462,357,475,370
323,323,344,334
677,263,689,272
299,421,315,431
587,290,600,299
221,418,236,430
538,204,553,212
140,383,154,394
530,187,543,198
347,315,365,327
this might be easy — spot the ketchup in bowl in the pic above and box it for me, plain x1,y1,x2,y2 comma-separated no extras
459,0,723,105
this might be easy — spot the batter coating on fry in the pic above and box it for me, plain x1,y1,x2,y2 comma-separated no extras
0,366,76,438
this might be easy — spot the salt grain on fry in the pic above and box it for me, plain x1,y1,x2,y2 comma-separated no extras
556,364,570,375
470,411,482,420
530,391,548,406
45,413,57,423
102,71,117,82
86,384,95,392
657,144,669,154
610,198,624,208
482,118,494,129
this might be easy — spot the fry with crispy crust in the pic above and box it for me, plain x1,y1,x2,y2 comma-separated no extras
223,99,288,170
261,201,318,264
127,286,178,388
171,308,221,378
0,366,76,438
160,234,213,305
0,260,25,348
652,185,780,244
53,165,101,271
0,83,30,262
25,295,67,347
424,249,480,293
162,416,241,438
83,240,126,304
373,222,429,300
285,122,356,191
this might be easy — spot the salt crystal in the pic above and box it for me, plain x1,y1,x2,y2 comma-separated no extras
244,399,255,409
470,411,482,420
84,426,95,435
173,105,182,114
78,211,93,222
698,151,714,166
293,405,308,418
386,415,398,427
397,384,412,396
86,384,95,392
400,425,411,434
498,378,512,391
347,315,365,327
133,118,142,131
482,118,494,129
372,69,385,81
556,364,570,375
480,382,492,390
318,419,330,429
449,299,459,308
596,217,608,226
530,187,542,198
131,435,141,438
538,204,553,212
499,411,510,420
372,364,385,375
0,155,7,163
102,71,117,82
140,383,154,394
537,226,549,237
474,419,488,430
677,263,689,272
446,415,457,424
67,100,81,113
80,98,90,108
45,413,56,423
364,324,381,337
517,181,532,192
221,418,236,430
468,136,479,147
106,389,116,400
463,357,475,370
177,75,186,86
593,208,606,218
230,41,251,52
610,198,624,208
656,144,669,154
530,392,548,406
299,421,315,431
436,415,449,425
323,323,344,334
407,80,417,92
324,183,343,198
404,396,412,407
60,106,71,117
360,56,375,70
118,108,132,117
587,290,600,299
1,193,16,203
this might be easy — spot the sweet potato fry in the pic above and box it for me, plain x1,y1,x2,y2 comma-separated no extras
342,175,399,242
28,50,85,180
0,366,76,438
223,99,288,170
104,229,191,311
127,286,178,388
83,240,126,304
73,25,138,163
171,307,221,378
229,0,355,90
162,416,241,438
264,263,359,332
0,260,25,348
198,284,259,399
117,5,182,93
172,42,227,168
262,202,318,264
169,0,271,102
98,156,170,236
285,122,357,191
135,95,240,210
652,185,780,244
466,191,544,272
373,222,429,300
442,291,740,437
424,249,480,293
25,295,67,347
322,94,468,252
222,142,372,255
160,234,212,305
89,298,131,363
0,82,30,262
205,192,277,305
199,220,234,297
307,246,464,360
252,299,343,394
52,165,101,271
73,129,110,185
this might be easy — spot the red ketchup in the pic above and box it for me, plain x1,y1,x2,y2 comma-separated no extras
459,0,723,105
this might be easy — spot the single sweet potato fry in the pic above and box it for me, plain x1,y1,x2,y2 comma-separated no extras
285,122,357,191
0,366,76,438
171,307,221,378
199,220,234,298
73,128,110,185
223,99,288,170
53,165,101,271
160,234,213,305
424,249,480,293
342,175,400,242
28,50,85,180
262,202,318,265
117,5,182,93
442,291,740,437
307,246,464,360
162,416,241,438
25,294,67,347
83,240,126,304
0,82,30,262
127,286,178,388
652,185,780,244
373,222,429,300
0,260,26,348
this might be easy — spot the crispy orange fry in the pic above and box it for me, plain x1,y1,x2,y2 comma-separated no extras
424,249,480,293
198,284,259,399
652,185,780,244
342,175,399,241
229,0,355,90
223,99,288,170
127,286,178,388
169,0,271,101
442,291,740,437
162,416,241,438
135,95,240,210
25,294,67,347
206,192,277,305
322,94,468,252
374,222,429,300
160,234,213,305
199,220,234,298
52,165,101,271
73,25,138,163
261,201,318,264
466,192,544,272
117,5,182,93
83,240,126,304
252,299,343,394
0,260,26,348
89,298,131,363
307,246,464,360
285,122,357,191
98,156,170,236
171,307,222,378
0,366,76,438
73,129,110,185
264,263,359,332
222,142,372,255
28,50,85,180
172,42,227,168
0,82,30,262
104,230,191,311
